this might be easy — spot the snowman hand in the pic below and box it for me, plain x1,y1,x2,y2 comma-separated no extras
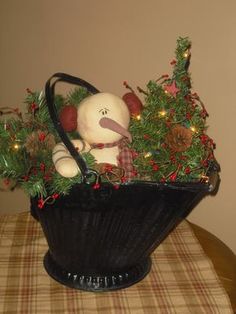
52,139,90,178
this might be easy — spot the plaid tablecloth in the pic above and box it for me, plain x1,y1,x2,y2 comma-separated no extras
0,212,233,314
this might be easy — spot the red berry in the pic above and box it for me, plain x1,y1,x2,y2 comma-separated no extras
131,150,139,159
201,160,208,167
152,164,159,171
31,103,38,111
93,183,100,190
38,132,46,142
52,193,59,199
170,172,177,181
186,112,191,120
37,199,44,209
143,134,150,140
121,176,128,183
3,179,10,186
22,175,29,182
40,163,45,172
185,167,191,174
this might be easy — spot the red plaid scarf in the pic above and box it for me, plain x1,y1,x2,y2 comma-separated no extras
90,139,136,181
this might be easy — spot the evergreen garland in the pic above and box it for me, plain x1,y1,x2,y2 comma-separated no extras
0,37,218,202
0,87,94,198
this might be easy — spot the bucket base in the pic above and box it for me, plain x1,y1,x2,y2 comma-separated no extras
44,251,151,291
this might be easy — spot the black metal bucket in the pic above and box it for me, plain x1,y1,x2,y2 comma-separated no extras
32,73,220,291
32,177,218,291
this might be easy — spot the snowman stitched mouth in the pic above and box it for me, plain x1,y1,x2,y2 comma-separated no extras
99,117,132,143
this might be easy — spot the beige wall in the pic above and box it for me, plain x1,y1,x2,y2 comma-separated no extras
0,0,235,253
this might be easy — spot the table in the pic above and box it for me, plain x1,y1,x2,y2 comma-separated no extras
0,212,233,313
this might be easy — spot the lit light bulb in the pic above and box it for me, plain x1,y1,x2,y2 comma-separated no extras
159,110,167,117
190,126,197,133
135,114,141,121
13,143,20,150
144,152,152,158
12,140,21,151
183,50,190,58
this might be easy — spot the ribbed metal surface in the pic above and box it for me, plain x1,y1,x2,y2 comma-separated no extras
33,181,210,291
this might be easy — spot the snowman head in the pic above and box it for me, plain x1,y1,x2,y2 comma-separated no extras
59,92,132,144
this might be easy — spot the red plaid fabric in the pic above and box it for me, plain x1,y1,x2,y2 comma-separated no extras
91,139,136,181
117,139,136,181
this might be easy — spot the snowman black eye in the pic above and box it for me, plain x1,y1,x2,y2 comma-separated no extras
99,108,110,116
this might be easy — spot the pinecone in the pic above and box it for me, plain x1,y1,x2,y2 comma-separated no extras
165,125,192,152
25,130,56,157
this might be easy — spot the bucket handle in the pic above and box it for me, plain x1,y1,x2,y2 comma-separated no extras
45,72,100,183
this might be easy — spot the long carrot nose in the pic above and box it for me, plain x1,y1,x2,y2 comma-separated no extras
99,117,132,142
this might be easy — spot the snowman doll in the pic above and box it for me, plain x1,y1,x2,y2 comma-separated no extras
52,92,137,182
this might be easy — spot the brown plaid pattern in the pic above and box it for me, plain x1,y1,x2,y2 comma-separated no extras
0,212,233,314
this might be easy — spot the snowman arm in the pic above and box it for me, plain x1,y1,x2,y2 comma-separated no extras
52,139,91,178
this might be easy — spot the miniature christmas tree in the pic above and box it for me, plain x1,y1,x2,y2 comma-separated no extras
128,37,217,182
